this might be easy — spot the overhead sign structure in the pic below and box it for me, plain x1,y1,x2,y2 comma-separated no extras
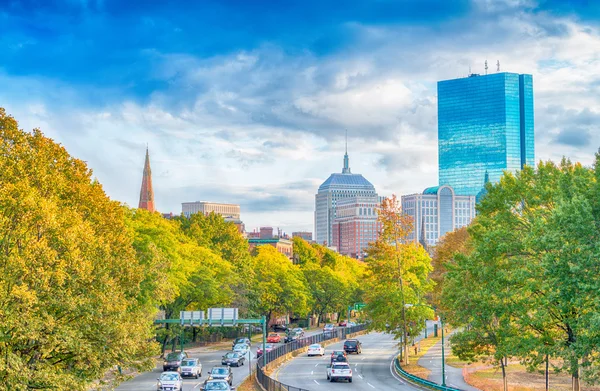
180,311,205,325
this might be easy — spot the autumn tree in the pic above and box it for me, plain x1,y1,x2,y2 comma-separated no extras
250,245,310,325
0,108,157,390
364,195,434,364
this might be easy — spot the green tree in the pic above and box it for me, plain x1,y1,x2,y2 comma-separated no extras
364,195,434,364
0,108,156,390
250,245,310,324
302,264,349,325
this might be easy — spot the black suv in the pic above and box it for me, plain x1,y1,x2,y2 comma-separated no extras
206,366,233,385
343,339,362,354
163,351,189,372
270,323,288,332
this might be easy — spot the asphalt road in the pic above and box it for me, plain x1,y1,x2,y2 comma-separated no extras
116,328,323,391
274,332,423,391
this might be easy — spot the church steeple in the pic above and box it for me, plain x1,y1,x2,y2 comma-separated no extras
342,130,351,174
138,146,155,212
419,215,428,250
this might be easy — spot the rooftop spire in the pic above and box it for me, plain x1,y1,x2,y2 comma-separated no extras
342,130,351,174
419,215,428,250
138,146,155,212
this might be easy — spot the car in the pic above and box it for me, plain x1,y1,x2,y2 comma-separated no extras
200,379,236,391
291,327,305,337
206,366,233,385
233,343,250,355
266,333,281,343
330,350,347,360
180,358,202,378
347,321,357,327
343,339,362,354
284,331,302,343
331,353,348,363
232,337,251,349
338,320,348,327
326,362,353,382
163,351,189,372
157,371,183,391
270,323,288,332
256,343,275,358
307,343,325,356
323,323,335,333
221,352,245,367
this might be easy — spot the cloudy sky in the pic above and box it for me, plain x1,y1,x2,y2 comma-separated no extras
2,0,599,233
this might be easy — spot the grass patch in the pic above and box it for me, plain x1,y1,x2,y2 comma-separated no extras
237,375,262,391
401,335,442,379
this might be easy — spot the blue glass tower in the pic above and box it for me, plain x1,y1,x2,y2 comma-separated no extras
438,72,534,196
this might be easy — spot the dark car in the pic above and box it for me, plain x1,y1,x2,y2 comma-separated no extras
284,331,301,343
207,366,233,385
221,352,245,367
163,351,189,372
343,339,362,354
232,337,251,349
270,323,288,332
201,379,235,391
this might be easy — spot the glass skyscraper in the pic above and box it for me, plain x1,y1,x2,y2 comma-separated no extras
438,72,534,196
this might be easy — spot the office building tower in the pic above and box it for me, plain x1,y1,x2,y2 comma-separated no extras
438,72,534,196
332,195,381,259
401,185,475,246
315,146,378,246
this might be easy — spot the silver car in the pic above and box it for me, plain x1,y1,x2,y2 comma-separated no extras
232,343,249,355
157,371,183,391
180,357,202,378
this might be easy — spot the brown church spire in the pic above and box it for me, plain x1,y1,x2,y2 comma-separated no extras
138,147,155,212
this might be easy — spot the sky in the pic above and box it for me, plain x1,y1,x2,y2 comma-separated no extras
1,0,600,234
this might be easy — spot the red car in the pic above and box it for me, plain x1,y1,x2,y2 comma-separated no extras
266,333,281,343
256,343,275,357
339,320,348,327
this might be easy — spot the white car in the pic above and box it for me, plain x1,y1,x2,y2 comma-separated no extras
180,358,202,378
233,343,249,355
307,343,325,356
326,362,353,382
157,371,183,391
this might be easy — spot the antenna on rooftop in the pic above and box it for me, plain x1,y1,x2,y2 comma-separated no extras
485,60,488,75
497,60,500,72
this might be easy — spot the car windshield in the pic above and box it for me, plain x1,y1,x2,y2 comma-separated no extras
204,381,230,390
345,341,357,346
333,350,344,355
225,352,239,358
166,353,181,360
268,333,277,337
234,344,246,350
333,364,349,369
309,344,321,349
212,368,228,375
325,324,333,328
160,373,180,381
235,338,245,343
182,359,196,366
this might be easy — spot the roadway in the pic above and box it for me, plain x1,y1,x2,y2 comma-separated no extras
116,328,323,391
274,332,424,391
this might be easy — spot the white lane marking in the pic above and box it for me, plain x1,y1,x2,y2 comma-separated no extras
315,363,319,367
361,357,366,360
355,363,358,367
314,379,320,385
311,370,314,375
389,357,406,385
367,382,375,388
359,375,364,379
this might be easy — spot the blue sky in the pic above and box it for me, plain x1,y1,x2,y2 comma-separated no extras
2,0,600,233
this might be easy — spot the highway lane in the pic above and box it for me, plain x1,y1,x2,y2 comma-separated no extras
116,327,323,391
274,332,422,391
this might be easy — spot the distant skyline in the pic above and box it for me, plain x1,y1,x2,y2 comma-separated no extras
2,0,600,232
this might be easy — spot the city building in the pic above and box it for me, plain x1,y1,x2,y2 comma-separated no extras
247,227,293,259
181,201,243,232
315,144,378,246
138,147,155,212
292,231,313,242
401,185,476,246
332,195,381,259
438,71,534,196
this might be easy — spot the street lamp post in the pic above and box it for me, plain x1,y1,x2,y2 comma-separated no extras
405,303,446,387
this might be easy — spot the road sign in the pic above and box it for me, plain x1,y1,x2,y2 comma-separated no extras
353,303,366,311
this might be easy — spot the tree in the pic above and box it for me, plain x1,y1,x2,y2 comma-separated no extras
0,108,157,390
444,159,600,390
250,245,310,325
430,226,470,311
364,195,434,364
302,264,349,325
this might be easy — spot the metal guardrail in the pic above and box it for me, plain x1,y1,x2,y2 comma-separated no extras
256,324,366,391
394,357,463,391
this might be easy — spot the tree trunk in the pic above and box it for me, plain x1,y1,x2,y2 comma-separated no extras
545,354,549,391
161,323,170,356
572,364,580,391
500,357,508,391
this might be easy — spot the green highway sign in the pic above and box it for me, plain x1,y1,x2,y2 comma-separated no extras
353,303,366,311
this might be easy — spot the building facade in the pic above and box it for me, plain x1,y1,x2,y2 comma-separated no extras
401,185,475,246
332,196,381,259
292,231,313,242
438,72,534,196
315,149,378,246
181,201,240,219
248,238,293,259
